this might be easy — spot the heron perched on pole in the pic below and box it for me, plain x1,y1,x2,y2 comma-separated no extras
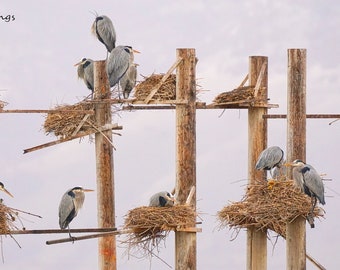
149,191,175,207
286,159,325,227
106,45,140,97
74,58,94,94
58,187,94,238
255,146,284,178
91,15,116,55
0,182,14,198
120,63,138,99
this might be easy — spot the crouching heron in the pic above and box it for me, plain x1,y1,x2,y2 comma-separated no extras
149,191,175,207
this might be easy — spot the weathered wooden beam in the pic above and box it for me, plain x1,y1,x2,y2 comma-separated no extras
46,229,130,245
175,48,197,270
8,228,117,235
286,49,307,270
23,123,121,154
94,61,116,270
264,114,340,119
247,56,268,270
0,109,95,114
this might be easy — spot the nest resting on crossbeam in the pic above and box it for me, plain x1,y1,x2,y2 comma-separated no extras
43,102,95,138
0,202,20,234
123,205,196,255
218,180,325,238
213,86,256,104
134,74,176,101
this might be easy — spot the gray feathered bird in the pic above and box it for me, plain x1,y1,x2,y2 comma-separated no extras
288,159,325,207
58,187,94,237
149,191,175,207
106,46,139,93
120,63,138,99
74,58,94,93
91,15,116,54
255,146,284,178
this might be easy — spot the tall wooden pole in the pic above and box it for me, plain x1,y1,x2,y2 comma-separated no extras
247,56,268,270
286,49,307,270
93,61,116,270
175,48,197,270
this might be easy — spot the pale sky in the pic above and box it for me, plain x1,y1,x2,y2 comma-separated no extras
0,1,339,269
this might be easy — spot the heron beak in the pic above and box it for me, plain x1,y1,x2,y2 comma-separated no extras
3,188,14,198
132,49,141,54
283,163,293,167
83,189,95,192
74,60,83,67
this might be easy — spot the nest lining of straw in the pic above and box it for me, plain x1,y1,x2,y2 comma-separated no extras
218,180,325,238
213,86,257,104
43,102,95,138
123,205,196,254
0,202,21,234
134,74,176,101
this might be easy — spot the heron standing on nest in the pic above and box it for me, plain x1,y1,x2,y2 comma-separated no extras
74,58,94,95
106,45,140,97
255,146,284,178
286,159,325,217
149,191,175,207
59,187,94,238
120,63,138,99
91,15,116,57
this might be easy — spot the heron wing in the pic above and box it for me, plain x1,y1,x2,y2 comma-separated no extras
255,146,284,170
107,46,130,87
84,62,94,91
302,165,325,204
94,16,116,52
58,192,76,229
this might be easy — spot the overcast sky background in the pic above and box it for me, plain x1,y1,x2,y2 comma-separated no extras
0,1,339,269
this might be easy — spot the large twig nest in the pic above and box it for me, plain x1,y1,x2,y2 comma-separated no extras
213,86,255,104
134,74,176,101
122,205,196,255
43,101,95,138
218,180,325,238
0,202,22,234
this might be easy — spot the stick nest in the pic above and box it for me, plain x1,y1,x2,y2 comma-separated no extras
43,101,95,138
123,205,196,255
218,180,325,238
0,202,22,234
213,86,256,104
134,74,176,101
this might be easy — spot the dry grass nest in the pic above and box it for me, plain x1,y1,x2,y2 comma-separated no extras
43,101,95,138
218,180,325,238
213,86,256,104
0,202,21,234
134,74,177,101
122,205,196,254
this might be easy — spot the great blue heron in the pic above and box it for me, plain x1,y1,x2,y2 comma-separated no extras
255,146,284,178
0,182,13,198
106,46,140,96
74,58,94,94
120,63,138,99
91,15,116,54
149,191,175,207
286,159,325,216
58,187,94,237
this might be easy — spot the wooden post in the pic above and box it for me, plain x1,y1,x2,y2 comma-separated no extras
247,56,268,270
94,61,116,270
286,49,307,270
175,48,197,270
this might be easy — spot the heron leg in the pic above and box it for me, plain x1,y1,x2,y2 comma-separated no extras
68,226,76,244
